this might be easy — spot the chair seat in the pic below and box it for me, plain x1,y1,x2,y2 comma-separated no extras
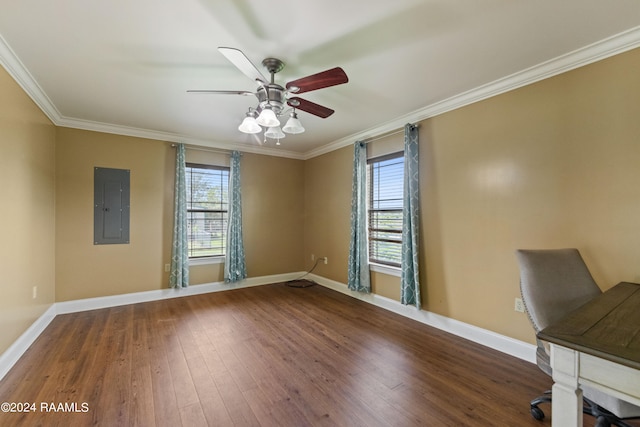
583,386,640,419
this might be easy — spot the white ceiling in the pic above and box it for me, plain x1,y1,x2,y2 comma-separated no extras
1,1,640,159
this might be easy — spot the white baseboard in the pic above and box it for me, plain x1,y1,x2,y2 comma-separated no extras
56,272,303,314
0,271,535,383
0,305,57,381
308,274,537,364
0,272,303,381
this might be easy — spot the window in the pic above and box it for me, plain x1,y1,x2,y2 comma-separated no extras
367,152,404,267
185,163,229,258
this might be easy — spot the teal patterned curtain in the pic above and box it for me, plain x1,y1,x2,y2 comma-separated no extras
170,143,189,288
224,151,247,283
347,141,371,293
401,124,421,308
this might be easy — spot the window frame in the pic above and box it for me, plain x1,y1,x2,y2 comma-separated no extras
367,151,404,268
185,162,230,260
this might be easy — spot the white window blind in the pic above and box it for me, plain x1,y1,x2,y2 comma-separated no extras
367,152,404,267
185,163,229,258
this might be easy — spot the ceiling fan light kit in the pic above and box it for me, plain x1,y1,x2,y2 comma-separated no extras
255,104,280,127
189,47,348,144
282,111,305,134
238,110,262,134
264,126,285,140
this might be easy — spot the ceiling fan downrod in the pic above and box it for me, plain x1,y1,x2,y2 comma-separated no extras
257,58,287,115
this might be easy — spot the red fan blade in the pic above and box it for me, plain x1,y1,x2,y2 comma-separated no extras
287,97,334,118
218,47,268,84
286,67,348,94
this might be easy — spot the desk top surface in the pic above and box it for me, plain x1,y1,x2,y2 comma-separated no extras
538,282,640,370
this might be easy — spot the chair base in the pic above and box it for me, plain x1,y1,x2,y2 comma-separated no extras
530,390,551,420
530,391,639,427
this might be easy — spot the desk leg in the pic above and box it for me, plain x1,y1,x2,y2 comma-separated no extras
550,344,583,427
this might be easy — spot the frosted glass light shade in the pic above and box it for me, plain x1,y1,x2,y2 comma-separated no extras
264,126,285,139
238,116,262,134
282,114,305,134
256,106,280,127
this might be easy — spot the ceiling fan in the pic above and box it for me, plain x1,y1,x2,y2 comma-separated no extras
188,47,348,142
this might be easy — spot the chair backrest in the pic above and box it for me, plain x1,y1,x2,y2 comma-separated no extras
516,248,602,332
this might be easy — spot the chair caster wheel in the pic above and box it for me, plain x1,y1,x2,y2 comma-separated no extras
530,405,545,421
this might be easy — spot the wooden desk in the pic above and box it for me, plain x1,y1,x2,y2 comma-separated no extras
538,282,640,427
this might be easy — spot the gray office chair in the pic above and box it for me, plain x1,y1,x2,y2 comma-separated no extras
516,248,640,427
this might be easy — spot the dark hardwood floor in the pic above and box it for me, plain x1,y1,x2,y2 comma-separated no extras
0,282,598,426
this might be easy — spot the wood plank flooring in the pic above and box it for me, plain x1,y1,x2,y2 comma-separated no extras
0,282,612,426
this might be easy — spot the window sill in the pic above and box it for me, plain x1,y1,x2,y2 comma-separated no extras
189,256,225,266
369,263,401,277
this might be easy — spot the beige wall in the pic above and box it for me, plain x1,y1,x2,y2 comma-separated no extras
241,153,306,276
55,130,305,301
0,67,56,354
304,147,353,279
55,128,174,301
304,47,640,344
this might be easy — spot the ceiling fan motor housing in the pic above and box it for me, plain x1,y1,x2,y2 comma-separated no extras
256,84,286,115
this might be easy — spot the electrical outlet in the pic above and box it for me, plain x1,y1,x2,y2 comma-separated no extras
164,264,170,272
311,254,315,261
32,286,37,299
323,257,328,265
514,297,525,313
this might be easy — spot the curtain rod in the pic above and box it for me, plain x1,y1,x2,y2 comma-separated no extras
365,128,403,143
363,123,419,144
170,143,231,155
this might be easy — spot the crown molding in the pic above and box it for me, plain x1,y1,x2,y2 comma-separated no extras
56,117,305,160
0,34,62,123
302,25,640,160
3,26,640,161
